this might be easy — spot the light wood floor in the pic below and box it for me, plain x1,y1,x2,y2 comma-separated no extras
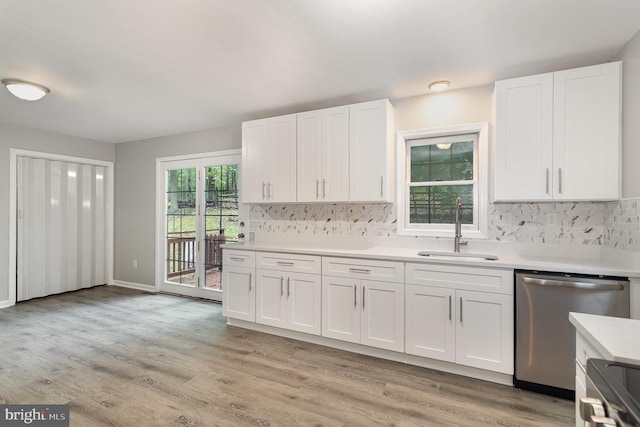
0,286,573,426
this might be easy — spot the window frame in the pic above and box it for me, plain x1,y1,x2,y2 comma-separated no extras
396,123,489,238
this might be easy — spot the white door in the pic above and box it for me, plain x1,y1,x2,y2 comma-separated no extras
553,62,621,200
321,276,360,343
256,269,287,328
222,266,255,321
494,73,554,201
287,272,321,335
360,280,404,352
405,284,455,362
455,290,514,374
17,156,110,301
159,153,241,301
266,114,297,202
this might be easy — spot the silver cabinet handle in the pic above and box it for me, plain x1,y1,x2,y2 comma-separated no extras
249,273,253,292
558,168,562,194
362,286,366,312
229,256,245,262
262,182,266,199
316,179,320,199
354,285,357,308
349,267,371,274
280,276,284,296
448,295,452,321
323,179,327,198
287,277,291,298
545,169,549,194
459,297,463,324
380,176,384,197
276,261,294,266
268,182,272,199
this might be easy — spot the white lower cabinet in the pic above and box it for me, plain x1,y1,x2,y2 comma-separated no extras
256,269,321,335
405,263,514,374
254,252,322,335
223,250,516,381
322,275,404,352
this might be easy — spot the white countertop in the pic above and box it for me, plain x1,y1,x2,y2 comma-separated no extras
570,312,640,365
222,240,640,278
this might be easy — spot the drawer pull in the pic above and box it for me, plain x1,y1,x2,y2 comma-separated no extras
229,256,246,262
349,267,371,274
276,261,295,266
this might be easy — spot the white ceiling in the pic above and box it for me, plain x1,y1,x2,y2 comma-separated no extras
1,0,640,143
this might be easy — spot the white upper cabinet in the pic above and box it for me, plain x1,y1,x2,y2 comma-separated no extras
241,114,297,203
297,106,349,202
349,99,395,202
494,61,621,201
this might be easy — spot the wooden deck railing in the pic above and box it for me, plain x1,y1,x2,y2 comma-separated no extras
167,230,226,278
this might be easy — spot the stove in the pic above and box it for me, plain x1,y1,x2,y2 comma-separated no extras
582,359,640,427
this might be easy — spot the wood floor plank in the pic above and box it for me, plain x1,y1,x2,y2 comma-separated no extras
0,286,573,426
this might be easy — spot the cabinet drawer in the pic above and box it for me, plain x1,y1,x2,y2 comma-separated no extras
322,257,404,282
223,250,255,268
405,263,513,295
576,332,603,370
257,252,321,274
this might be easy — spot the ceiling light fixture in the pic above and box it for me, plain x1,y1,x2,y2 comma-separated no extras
2,78,50,101
428,80,451,92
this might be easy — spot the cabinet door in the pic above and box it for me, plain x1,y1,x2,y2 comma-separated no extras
322,106,350,201
405,285,455,362
360,280,404,352
255,269,287,328
455,290,514,374
266,114,297,202
241,119,268,203
321,276,360,344
553,61,621,200
222,265,255,321
297,110,323,202
494,73,553,201
287,272,321,335
349,100,394,202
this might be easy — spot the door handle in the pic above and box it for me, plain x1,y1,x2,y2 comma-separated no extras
558,168,562,194
316,179,320,199
459,297,463,324
262,182,266,199
280,276,284,296
323,179,327,198
287,277,291,298
448,295,452,321
354,285,357,308
545,168,550,194
362,286,365,312
249,273,253,292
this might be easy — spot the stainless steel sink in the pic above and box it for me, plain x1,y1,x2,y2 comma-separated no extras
417,251,498,261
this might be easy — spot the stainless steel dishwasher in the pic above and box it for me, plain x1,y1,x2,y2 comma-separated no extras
515,270,629,399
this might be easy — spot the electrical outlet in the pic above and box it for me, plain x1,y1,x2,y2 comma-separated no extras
133,259,138,269
546,212,558,227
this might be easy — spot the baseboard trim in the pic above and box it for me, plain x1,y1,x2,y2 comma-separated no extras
227,318,513,386
0,299,14,309
110,280,157,293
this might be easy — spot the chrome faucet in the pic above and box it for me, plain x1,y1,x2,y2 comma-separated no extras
454,196,468,252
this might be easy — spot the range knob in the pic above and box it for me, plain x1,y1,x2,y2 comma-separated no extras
588,415,617,427
580,397,606,421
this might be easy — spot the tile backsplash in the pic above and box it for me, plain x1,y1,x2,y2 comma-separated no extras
249,198,640,252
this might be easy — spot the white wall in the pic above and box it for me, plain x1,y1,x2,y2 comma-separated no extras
113,126,240,287
614,29,640,198
0,123,115,305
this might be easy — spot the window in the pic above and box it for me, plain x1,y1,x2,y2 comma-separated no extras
396,123,488,238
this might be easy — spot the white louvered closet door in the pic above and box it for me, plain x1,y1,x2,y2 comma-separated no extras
17,157,108,301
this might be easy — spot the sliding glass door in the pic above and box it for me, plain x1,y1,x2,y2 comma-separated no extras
159,153,240,301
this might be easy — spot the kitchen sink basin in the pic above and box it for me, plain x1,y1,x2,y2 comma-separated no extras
417,251,499,261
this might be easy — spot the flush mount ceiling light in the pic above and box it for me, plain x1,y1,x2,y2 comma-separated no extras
2,78,50,101
428,80,451,92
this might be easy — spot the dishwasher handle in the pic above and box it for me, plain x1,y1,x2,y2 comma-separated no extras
520,276,627,291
